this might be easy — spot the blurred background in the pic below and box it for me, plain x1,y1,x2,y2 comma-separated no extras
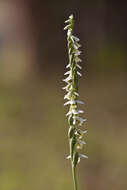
0,0,127,190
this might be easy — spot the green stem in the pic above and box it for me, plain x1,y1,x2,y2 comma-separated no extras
72,163,78,190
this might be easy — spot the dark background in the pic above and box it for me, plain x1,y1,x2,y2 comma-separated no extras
0,0,127,190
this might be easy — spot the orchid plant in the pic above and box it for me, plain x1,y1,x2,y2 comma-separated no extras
63,14,88,190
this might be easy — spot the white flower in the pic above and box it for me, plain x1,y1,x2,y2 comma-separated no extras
75,57,82,63
79,154,88,159
78,129,87,135
67,30,71,36
72,35,80,42
77,117,87,125
65,19,70,23
64,24,71,30
74,92,79,96
75,129,87,140
66,110,72,116
71,36,74,43
72,109,79,115
74,43,81,50
76,100,84,104
64,70,71,75
64,91,71,100
78,110,84,114
69,14,73,19
66,155,71,159
76,143,83,150
62,84,72,92
63,75,72,83
64,99,76,106
77,139,86,145
75,50,82,56
64,101,70,106
76,64,82,69
66,63,71,68
77,71,82,77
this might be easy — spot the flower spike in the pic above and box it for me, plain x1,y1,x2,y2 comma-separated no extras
63,14,88,190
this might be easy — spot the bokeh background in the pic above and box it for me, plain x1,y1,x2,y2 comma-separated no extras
0,0,127,190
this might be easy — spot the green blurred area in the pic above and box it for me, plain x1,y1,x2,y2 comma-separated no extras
0,79,72,190
0,74,127,190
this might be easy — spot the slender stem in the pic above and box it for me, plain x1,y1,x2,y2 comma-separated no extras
72,163,78,190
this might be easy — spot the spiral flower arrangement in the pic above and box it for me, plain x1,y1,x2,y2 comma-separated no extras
63,14,88,190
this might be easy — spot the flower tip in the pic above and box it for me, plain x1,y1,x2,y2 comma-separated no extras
66,155,71,160
69,14,74,20
79,154,88,159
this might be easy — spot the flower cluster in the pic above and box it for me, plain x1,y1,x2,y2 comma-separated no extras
63,15,88,168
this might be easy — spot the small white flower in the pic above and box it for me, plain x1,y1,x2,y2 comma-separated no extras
67,30,71,36
66,110,72,116
66,155,71,159
64,99,76,106
77,71,82,77
78,129,87,135
76,100,84,104
78,139,86,145
76,143,83,150
66,63,71,68
75,129,87,140
77,117,87,125
62,84,72,92
64,24,71,30
74,92,79,96
70,100,76,104
78,110,84,114
63,75,72,83
65,19,70,23
71,36,74,43
79,154,88,159
74,44,78,50
64,91,71,100
64,101,70,106
75,50,82,56
64,70,71,75
72,109,79,115
62,85,68,90
72,35,80,42
69,15,73,19
76,64,82,69
74,43,81,50
75,57,82,63
78,157,81,163
73,118,76,125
